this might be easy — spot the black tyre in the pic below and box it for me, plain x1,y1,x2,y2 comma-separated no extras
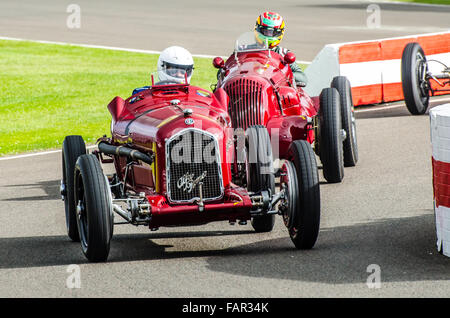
282,140,320,249
319,87,344,183
74,154,113,262
246,125,275,233
401,42,430,115
62,135,86,242
331,76,358,167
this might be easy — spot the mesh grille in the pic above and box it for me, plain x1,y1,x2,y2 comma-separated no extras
224,78,263,130
166,130,222,202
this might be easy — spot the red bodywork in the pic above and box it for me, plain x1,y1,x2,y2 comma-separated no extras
216,50,320,157
105,83,254,228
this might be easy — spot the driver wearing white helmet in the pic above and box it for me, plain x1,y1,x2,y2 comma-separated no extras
132,46,194,95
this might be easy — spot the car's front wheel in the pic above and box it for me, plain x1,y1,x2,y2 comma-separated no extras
74,154,113,262
401,42,430,115
319,87,344,183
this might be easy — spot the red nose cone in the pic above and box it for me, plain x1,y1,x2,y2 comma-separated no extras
213,57,225,69
284,52,296,64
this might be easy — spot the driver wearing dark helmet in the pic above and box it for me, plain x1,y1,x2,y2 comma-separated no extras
132,46,194,95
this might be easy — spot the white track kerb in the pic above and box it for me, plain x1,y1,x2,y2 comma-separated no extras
304,31,450,105
1,34,449,159
430,104,450,257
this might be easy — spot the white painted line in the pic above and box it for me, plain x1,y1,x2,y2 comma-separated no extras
340,60,383,87
0,145,97,161
0,36,227,59
3,97,450,159
0,36,311,64
348,0,450,8
355,97,450,113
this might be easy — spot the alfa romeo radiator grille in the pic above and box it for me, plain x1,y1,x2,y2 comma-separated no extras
224,78,263,130
166,129,223,203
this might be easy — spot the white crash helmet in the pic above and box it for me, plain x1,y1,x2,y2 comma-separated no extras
157,46,194,84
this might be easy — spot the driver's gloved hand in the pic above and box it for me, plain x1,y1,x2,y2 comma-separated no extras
293,71,308,87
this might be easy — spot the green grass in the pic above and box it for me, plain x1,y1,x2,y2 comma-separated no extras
393,0,450,4
0,39,307,156
0,40,220,156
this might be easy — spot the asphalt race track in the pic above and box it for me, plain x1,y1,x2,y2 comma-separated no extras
0,0,449,297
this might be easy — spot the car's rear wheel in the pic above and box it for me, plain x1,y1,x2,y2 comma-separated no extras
319,87,344,183
246,125,275,233
62,135,86,242
331,76,358,167
401,42,430,115
74,154,113,262
282,140,320,249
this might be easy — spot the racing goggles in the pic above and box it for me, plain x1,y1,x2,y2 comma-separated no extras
256,24,284,37
163,62,193,78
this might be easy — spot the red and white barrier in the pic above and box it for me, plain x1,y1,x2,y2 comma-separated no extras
430,104,450,257
304,32,450,106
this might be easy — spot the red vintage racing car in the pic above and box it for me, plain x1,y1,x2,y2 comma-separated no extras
213,32,358,183
61,75,321,262
401,42,450,115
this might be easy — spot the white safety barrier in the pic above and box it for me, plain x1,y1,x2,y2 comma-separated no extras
305,31,450,106
430,103,450,257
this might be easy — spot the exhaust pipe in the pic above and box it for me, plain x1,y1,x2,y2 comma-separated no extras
98,142,154,165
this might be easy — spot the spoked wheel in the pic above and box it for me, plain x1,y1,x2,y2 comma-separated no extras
246,125,275,233
281,140,320,249
74,154,113,262
331,76,358,167
401,42,431,115
62,135,86,242
319,87,344,183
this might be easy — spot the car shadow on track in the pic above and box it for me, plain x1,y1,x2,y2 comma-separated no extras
1,180,60,201
205,213,450,284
